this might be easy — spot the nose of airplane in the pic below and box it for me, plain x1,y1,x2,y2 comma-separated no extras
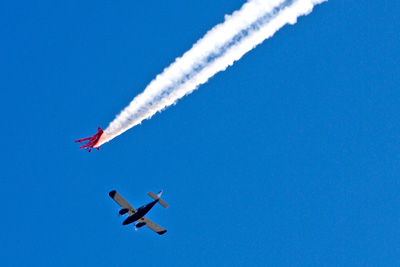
123,216,133,225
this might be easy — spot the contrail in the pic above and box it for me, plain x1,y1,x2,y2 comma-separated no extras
97,0,326,147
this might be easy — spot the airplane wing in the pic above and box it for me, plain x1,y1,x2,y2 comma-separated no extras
138,217,167,235
109,190,137,215
75,137,92,143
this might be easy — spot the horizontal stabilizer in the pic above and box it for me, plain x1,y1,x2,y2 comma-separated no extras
148,191,169,208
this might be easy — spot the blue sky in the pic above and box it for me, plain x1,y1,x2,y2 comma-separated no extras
1,0,399,266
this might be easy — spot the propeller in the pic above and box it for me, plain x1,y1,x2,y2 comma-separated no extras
117,208,126,217
118,208,129,216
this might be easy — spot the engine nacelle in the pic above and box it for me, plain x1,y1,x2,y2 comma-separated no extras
119,208,129,215
136,222,146,228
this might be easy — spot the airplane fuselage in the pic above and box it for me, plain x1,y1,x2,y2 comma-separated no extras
122,199,159,225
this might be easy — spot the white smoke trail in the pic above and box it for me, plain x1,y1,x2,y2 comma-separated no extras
97,0,326,146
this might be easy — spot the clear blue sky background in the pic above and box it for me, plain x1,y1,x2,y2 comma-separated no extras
1,0,399,266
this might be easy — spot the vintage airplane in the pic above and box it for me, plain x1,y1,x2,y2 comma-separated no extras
75,127,103,152
109,190,168,235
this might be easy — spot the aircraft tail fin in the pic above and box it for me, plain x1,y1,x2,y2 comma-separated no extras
148,191,169,208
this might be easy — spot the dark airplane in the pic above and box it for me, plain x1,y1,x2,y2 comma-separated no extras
109,190,168,235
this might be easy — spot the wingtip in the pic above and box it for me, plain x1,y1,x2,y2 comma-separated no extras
158,230,167,235
109,190,117,198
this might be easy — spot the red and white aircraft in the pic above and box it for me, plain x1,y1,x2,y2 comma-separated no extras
75,127,103,152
